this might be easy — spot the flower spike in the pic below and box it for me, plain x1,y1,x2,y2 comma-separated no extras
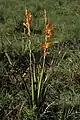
45,22,54,39
41,42,53,56
23,8,32,28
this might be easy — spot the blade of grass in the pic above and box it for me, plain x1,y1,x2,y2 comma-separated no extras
5,52,12,65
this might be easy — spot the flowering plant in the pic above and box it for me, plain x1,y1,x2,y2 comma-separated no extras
21,8,55,119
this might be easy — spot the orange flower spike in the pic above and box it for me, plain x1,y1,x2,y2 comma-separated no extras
41,42,53,56
45,21,54,39
25,9,32,28
45,29,54,39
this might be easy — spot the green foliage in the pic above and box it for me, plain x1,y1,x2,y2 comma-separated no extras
0,0,80,120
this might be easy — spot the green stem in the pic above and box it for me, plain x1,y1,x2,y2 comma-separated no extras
29,40,34,107
38,55,45,99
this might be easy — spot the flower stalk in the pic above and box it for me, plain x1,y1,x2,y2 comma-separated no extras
22,8,55,119
37,9,54,101
24,8,34,107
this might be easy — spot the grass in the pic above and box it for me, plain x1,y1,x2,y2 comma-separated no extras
0,0,80,119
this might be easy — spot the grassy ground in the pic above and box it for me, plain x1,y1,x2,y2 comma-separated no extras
0,0,80,119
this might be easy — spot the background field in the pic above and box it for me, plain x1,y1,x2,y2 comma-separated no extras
0,0,80,119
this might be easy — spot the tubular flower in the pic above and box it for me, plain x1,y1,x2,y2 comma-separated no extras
41,42,53,56
23,9,32,28
45,21,54,39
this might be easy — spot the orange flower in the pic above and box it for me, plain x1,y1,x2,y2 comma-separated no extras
45,28,54,39
24,9,32,28
41,42,53,56
45,22,54,39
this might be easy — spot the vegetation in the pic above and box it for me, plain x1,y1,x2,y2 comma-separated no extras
0,0,80,120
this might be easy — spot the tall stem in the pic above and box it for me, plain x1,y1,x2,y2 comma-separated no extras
38,55,45,99
26,9,34,107
37,10,47,99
